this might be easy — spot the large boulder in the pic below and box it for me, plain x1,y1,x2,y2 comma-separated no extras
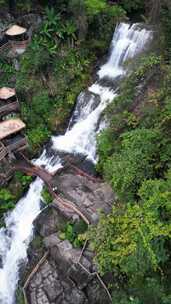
26,236,111,304
52,171,114,223
24,168,114,304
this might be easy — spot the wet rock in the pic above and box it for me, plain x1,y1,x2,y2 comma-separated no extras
86,278,110,304
40,261,53,279
65,288,86,304
30,291,37,303
50,240,79,274
83,249,94,262
68,90,101,129
43,280,62,301
25,168,114,304
68,263,93,290
34,272,42,286
34,206,65,237
44,233,61,248
52,171,114,223
26,237,110,304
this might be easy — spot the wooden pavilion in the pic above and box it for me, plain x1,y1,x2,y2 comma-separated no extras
0,87,19,119
5,25,28,41
0,118,27,153
0,118,28,184
5,24,29,50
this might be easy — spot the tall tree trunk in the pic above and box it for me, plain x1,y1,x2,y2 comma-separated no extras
146,0,161,23
8,0,16,15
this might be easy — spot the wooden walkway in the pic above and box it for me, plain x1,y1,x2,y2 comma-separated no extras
14,161,53,184
13,153,90,225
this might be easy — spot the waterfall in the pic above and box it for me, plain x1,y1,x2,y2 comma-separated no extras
0,23,152,304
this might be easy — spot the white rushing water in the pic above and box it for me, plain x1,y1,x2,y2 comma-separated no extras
0,23,152,304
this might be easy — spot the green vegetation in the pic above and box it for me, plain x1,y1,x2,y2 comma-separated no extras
120,0,144,14
59,220,87,248
41,186,53,205
0,173,33,225
89,172,171,275
0,58,15,87
103,128,164,201
15,287,25,304
88,18,171,302
31,235,43,249
0,1,147,156
14,4,124,154
14,172,33,190
1,1,171,302
0,189,15,213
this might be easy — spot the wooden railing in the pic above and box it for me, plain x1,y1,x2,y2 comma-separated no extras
7,137,28,153
0,169,13,185
0,42,10,54
0,141,7,161
0,101,19,116
10,39,29,48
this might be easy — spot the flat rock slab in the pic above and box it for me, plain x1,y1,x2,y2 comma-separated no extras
51,171,114,223
27,239,110,304
26,168,114,304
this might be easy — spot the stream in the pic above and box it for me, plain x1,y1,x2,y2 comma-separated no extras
0,23,152,304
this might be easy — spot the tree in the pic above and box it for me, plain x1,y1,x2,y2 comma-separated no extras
8,0,16,15
145,0,161,23
119,0,144,13
103,128,162,201
88,170,171,277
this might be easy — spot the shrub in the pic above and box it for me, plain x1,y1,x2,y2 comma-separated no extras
41,186,53,205
14,172,33,189
59,220,88,248
88,170,171,276
120,0,145,13
103,128,163,201
0,189,15,213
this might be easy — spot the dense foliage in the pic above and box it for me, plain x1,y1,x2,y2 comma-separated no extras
1,0,171,302
1,2,126,154
59,220,87,248
0,172,33,226
88,5,171,301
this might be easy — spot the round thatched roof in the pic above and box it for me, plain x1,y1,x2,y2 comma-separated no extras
5,25,27,36
0,87,16,100
0,119,26,140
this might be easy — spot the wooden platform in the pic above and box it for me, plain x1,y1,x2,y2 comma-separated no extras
13,154,90,224
14,159,53,185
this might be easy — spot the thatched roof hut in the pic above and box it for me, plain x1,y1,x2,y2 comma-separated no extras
0,87,16,100
6,25,27,36
0,119,25,140
5,25,28,41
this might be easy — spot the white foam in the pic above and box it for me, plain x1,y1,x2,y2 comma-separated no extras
0,23,153,304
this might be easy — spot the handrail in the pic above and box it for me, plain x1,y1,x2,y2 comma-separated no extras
0,101,19,114
0,141,7,160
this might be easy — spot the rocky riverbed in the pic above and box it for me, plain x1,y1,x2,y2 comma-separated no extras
21,164,114,304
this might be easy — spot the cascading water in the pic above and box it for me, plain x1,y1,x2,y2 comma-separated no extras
0,23,152,304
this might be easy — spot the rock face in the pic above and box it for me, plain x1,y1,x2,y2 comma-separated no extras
27,233,110,304
24,168,114,304
51,168,114,224
68,90,101,129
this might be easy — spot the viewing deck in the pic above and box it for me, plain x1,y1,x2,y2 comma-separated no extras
0,25,29,56
0,87,19,119
0,86,28,185
0,118,25,140
0,118,27,154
